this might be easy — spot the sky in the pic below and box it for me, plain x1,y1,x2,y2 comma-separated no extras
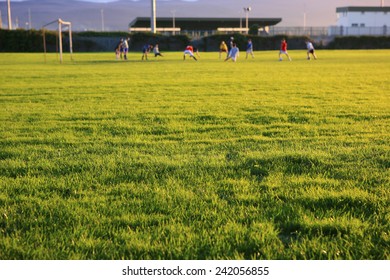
78,0,386,26
0,0,386,28
77,0,385,7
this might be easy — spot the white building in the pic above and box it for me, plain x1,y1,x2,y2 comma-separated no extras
330,6,390,36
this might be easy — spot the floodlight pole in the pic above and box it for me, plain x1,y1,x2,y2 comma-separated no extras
244,7,251,34
151,0,156,33
303,3,307,33
240,13,242,33
171,10,176,35
101,9,104,31
28,8,32,30
7,0,12,30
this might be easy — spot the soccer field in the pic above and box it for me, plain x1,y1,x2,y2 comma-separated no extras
0,50,389,259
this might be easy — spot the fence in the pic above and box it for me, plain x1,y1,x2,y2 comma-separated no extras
268,26,389,37
268,26,329,37
328,26,389,36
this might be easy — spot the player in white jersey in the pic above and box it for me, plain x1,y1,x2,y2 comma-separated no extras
225,43,240,62
306,40,317,60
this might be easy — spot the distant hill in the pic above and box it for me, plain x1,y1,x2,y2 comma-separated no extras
2,0,141,31
0,0,282,31
1,0,338,31
2,0,244,31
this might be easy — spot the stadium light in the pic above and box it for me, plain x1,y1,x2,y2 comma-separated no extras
243,7,251,34
7,0,12,30
151,0,156,33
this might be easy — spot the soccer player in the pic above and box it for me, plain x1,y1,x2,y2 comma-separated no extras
225,43,239,62
142,44,153,60
183,45,198,61
153,44,164,57
119,38,123,59
219,41,228,59
305,40,317,60
115,38,123,60
122,38,129,60
246,39,255,59
279,39,292,61
228,37,234,52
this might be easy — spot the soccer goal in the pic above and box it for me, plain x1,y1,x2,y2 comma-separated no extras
42,18,73,63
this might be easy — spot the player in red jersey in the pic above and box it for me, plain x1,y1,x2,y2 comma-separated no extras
183,45,198,61
279,39,292,61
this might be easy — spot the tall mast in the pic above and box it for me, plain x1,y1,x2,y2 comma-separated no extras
151,0,156,33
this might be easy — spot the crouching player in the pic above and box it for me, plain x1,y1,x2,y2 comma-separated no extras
183,45,198,61
306,40,317,60
225,43,240,62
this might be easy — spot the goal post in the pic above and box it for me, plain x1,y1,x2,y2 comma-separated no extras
58,19,73,63
42,18,73,63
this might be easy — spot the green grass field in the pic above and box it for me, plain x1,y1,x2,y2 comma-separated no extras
0,50,389,260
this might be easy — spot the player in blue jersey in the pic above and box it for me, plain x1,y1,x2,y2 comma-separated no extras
246,39,254,59
141,44,153,60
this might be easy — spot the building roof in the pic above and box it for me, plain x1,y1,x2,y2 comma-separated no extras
129,17,282,30
336,6,390,13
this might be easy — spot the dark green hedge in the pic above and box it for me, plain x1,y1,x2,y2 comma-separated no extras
326,36,390,49
76,31,130,38
200,34,312,51
1,30,389,52
128,32,190,51
0,29,57,52
0,30,191,52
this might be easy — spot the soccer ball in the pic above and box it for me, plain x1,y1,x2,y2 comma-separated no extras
279,58,283,61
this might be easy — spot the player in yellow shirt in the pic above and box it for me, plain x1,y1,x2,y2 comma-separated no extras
219,41,228,59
